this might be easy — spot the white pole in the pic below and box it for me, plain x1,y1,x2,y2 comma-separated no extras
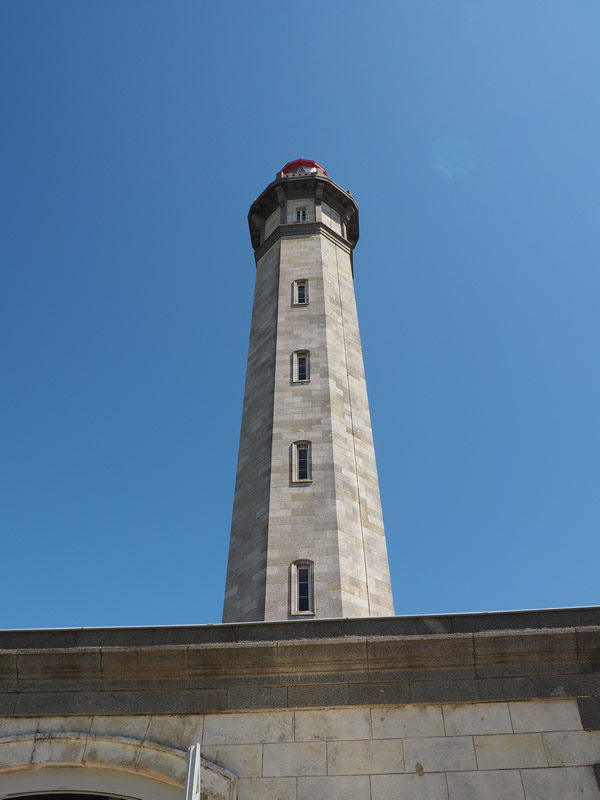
184,743,201,800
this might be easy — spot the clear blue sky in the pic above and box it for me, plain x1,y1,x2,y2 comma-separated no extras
2,1,599,628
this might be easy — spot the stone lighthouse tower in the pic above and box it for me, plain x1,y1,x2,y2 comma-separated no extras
223,160,394,623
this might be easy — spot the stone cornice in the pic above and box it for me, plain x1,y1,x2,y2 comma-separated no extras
2,607,598,650
254,222,354,263
0,609,599,716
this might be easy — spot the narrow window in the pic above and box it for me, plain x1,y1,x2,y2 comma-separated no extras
292,279,308,305
295,207,306,222
292,350,310,383
292,441,312,482
291,560,314,615
297,566,310,611
297,444,309,480
297,352,308,381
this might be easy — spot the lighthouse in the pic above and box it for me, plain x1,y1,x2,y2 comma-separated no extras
223,160,394,622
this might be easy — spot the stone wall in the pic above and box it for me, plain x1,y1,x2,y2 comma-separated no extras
1,700,599,799
203,700,600,799
222,240,280,623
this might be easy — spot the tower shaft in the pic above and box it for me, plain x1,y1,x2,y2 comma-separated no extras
223,161,393,622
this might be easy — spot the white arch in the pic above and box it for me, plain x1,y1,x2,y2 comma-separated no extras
0,733,236,800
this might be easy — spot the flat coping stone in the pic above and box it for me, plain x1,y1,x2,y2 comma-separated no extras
1,606,599,651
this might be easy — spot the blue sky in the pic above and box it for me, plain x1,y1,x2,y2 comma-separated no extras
2,1,599,628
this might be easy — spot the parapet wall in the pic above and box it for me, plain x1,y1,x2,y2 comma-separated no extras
0,608,599,799
1,607,599,715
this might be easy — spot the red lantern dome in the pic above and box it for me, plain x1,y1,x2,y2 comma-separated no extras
281,159,328,177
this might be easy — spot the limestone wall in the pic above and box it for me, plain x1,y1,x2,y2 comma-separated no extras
222,241,280,623
1,700,599,799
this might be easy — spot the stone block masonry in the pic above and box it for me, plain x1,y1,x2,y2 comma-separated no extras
223,164,394,622
1,700,598,800
1,609,599,798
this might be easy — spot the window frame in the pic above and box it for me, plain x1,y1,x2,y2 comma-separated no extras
290,559,315,616
292,440,312,483
295,206,307,222
292,350,310,383
292,279,309,306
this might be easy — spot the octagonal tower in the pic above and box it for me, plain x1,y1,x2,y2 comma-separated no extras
223,160,394,622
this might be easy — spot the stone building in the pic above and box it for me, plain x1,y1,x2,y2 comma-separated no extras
1,161,599,800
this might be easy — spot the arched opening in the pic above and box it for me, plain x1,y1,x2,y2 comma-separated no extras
9,795,128,800
0,767,182,800
0,733,236,800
